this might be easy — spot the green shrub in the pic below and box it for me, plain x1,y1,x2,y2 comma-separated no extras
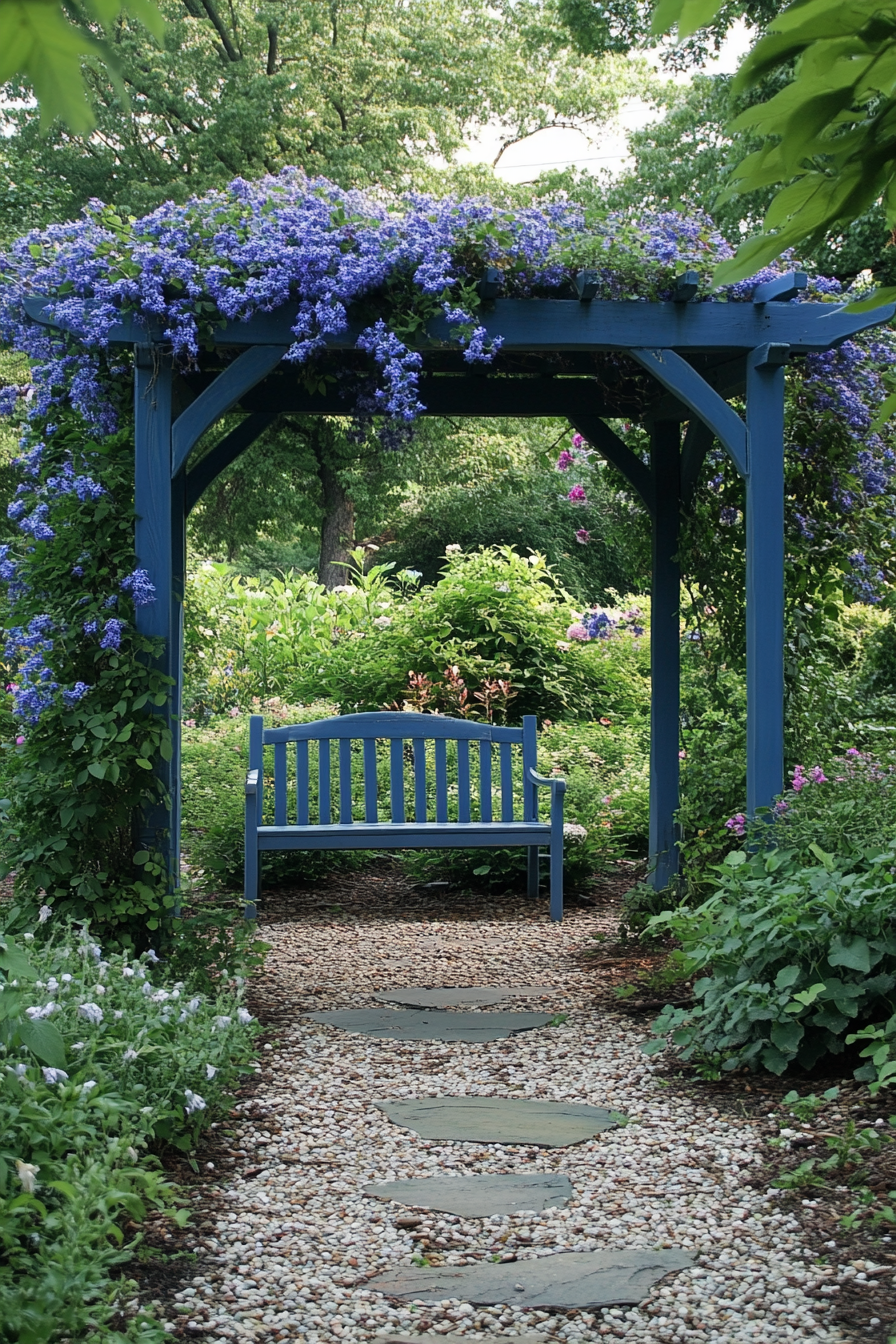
317,547,652,722
0,910,258,1342
643,806,896,1077
379,466,646,602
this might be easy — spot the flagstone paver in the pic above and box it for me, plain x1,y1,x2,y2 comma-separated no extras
376,1096,621,1146
306,1008,554,1042
369,1248,695,1308
364,1172,574,1216
373,987,554,1009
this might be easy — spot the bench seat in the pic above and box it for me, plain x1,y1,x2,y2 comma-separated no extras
257,821,552,850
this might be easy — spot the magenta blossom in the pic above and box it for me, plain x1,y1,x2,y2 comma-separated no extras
725,813,746,836
810,765,828,783
557,450,574,471
572,433,586,450
567,484,587,503
791,765,806,792
575,528,590,544
566,622,588,641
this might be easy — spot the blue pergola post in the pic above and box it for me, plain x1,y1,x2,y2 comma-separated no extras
745,345,787,815
134,346,181,889
649,420,681,889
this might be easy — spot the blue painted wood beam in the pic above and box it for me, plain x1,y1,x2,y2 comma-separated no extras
185,413,277,514
23,294,896,354
752,271,807,304
648,420,681,890
650,354,747,420
171,345,288,477
681,418,715,506
672,271,699,303
567,412,655,515
134,346,179,889
745,347,786,817
630,348,748,478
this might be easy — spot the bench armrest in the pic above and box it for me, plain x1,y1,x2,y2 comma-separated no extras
527,767,567,796
245,768,259,796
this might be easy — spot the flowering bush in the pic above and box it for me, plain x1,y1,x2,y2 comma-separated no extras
0,908,258,1341
0,412,175,939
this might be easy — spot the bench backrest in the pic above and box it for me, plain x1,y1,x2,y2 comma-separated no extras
247,711,539,827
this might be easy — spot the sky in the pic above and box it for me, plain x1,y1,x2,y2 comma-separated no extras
457,20,754,185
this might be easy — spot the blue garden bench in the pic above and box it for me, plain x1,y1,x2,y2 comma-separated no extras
244,711,566,922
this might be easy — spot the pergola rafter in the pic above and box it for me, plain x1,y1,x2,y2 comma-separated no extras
26,282,896,897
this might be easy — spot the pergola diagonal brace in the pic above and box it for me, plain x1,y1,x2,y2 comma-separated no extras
567,412,655,515
631,348,748,478
171,345,288,477
185,413,278,515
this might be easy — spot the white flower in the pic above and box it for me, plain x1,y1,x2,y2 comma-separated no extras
15,1160,39,1193
113,1009,123,1019
41,1067,68,1085
237,1008,254,1025
185,997,201,1015
23,932,33,942
445,544,461,554
332,584,357,595
213,1015,231,1031
71,1041,85,1052
122,967,135,978
60,973,72,983
184,1089,206,1115
495,582,510,592
26,1002,56,1020
46,978,58,992
37,905,52,924
564,823,588,843
205,1064,217,1080
94,985,106,996
150,989,170,1004
122,1048,139,1062
80,1080,97,1095
88,944,101,961
145,949,160,964
373,615,392,628
9,1062,27,1077
77,1002,104,1025
141,982,154,997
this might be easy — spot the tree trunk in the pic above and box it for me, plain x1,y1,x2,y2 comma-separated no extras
318,461,355,589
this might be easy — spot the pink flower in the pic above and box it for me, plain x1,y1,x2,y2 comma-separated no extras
571,433,586,450
845,747,861,756
15,735,24,745
810,765,828,783
556,450,574,471
228,707,241,718
725,813,746,836
678,750,686,759
566,622,588,641
774,799,789,815
184,718,196,728
575,528,590,544
567,484,587,503
791,765,806,793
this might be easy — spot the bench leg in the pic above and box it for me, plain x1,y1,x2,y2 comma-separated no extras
549,840,563,923
527,846,540,898
244,844,259,922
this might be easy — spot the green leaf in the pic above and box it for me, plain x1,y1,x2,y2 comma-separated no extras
828,934,872,973
760,1043,790,1074
770,1019,804,1054
0,946,38,980
775,964,801,990
640,1037,667,1056
87,761,107,779
15,1017,66,1068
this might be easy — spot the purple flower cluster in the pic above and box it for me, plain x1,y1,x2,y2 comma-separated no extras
99,618,125,651
120,567,156,607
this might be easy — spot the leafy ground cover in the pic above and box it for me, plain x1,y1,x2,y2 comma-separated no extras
0,900,261,1343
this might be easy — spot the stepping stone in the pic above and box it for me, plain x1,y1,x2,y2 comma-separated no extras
369,1247,693,1308
364,1173,573,1217
306,1008,552,1042
374,986,553,1009
376,1096,621,1146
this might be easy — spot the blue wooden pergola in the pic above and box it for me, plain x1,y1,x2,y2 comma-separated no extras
27,278,896,896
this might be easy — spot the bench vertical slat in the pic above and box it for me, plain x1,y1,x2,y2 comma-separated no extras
413,738,427,821
435,739,448,822
339,738,353,823
319,740,331,824
296,741,309,826
390,739,405,823
479,740,492,822
522,715,539,822
500,741,514,821
363,737,378,823
457,739,471,823
274,742,287,825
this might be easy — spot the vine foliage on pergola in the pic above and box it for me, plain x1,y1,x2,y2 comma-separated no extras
3,173,895,910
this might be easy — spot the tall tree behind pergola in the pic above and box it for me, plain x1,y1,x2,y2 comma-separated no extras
27,278,895,895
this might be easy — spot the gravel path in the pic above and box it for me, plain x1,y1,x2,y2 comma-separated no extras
169,885,852,1344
